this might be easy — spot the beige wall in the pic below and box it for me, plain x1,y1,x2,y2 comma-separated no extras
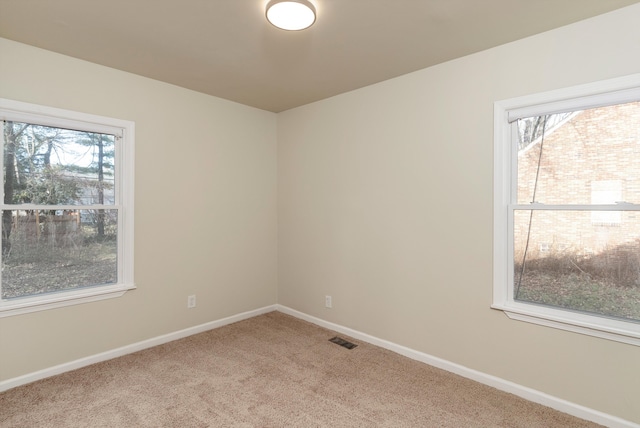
0,39,278,380
278,4,640,424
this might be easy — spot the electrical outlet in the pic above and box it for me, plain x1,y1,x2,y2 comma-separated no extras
325,295,332,308
187,295,196,308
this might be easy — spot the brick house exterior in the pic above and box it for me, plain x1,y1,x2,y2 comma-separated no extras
515,101,640,259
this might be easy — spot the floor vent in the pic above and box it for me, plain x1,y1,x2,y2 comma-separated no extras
329,336,358,350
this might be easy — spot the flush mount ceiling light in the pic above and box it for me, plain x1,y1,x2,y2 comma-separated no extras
266,0,316,31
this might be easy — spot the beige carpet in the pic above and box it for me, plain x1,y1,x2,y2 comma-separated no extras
1,311,601,427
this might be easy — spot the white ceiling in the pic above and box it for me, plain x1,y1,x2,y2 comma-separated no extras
1,0,638,112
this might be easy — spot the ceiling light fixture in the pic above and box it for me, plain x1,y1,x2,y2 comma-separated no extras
266,0,316,31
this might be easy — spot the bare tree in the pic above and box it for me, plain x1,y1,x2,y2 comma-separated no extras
3,122,29,255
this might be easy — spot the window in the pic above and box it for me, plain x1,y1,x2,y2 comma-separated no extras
591,180,622,225
0,99,134,317
493,74,640,345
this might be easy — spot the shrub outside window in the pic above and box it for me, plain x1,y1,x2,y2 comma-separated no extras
493,75,640,345
0,99,134,317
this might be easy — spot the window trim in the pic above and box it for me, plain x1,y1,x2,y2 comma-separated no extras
493,74,640,346
0,98,135,317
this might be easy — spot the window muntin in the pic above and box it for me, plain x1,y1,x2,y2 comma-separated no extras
494,75,640,344
0,99,134,316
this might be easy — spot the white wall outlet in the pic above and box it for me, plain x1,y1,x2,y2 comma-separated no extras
325,295,332,308
187,295,196,309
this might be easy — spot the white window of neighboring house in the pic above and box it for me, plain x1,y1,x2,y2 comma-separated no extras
493,74,640,346
539,243,550,253
0,99,135,317
591,180,622,225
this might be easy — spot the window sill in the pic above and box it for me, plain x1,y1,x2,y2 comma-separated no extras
0,284,136,318
491,303,640,347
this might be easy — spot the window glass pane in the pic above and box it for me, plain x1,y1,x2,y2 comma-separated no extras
3,121,115,206
513,209,640,322
1,209,117,299
516,101,640,205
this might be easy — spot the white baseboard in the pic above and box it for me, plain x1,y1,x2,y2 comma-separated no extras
276,305,639,428
2,303,637,427
0,304,277,393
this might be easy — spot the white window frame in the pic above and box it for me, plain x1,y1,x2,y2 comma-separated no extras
493,74,640,346
0,99,135,317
